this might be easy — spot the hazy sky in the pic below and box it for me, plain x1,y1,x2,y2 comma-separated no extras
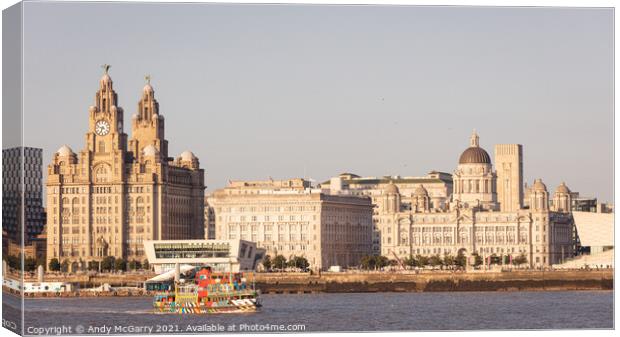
19,3,613,201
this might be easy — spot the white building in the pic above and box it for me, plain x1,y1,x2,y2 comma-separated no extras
143,239,265,274
210,179,374,270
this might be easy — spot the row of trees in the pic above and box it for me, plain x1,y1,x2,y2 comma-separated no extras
4,254,45,272
261,255,309,271
47,257,150,272
360,253,528,270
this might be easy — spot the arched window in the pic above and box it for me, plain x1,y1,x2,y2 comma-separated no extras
459,228,469,244
136,197,144,223
61,197,70,224
71,197,80,224
58,161,65,174
95,165,109,183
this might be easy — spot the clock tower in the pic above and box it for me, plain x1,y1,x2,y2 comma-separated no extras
46,66,205,271
85,65,128,183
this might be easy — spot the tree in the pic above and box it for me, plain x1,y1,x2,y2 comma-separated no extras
48,258,61,271
429,254,443,267
374,256,390,269
24,257,37,272
6,255,19,269
262,255,272,271
272,255,287,270
490,254,501,265
404,256,418,267
472,253,483,267
114,258,127,272
128,260,138,270
360,255,375,270
443,254,456,266
513,253,528,265
292,256,309,270
287,255,298,268
455,253,467,267
100,256,115,272
502,255,510,265
416,254,429,267
142,259,150,271
87,260,99,271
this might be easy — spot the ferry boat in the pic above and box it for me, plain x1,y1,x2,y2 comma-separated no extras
152,266,261,314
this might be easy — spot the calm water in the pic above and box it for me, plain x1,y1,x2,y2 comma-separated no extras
3,291,614,334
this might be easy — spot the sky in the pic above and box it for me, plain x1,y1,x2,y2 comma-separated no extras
16,3,613,202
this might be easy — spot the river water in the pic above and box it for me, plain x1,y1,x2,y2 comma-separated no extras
3,291,613,334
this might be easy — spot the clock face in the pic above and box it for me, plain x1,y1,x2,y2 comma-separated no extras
95,120,110,136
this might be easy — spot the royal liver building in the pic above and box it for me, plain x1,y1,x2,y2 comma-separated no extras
46,67,205,270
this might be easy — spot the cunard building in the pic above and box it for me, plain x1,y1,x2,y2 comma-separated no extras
46,67,205,270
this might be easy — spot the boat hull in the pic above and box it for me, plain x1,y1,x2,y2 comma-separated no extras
154,297,261,314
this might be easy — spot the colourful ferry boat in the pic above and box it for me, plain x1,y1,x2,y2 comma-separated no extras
152,266,260,314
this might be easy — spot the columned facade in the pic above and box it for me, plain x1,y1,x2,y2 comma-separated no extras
357,131,575,267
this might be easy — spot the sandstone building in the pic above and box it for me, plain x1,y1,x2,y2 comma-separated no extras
210,179,373,270
495,144,524,212
331,131,575,267
46,68,205,270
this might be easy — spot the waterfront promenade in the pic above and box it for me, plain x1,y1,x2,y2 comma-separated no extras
5,269,613,297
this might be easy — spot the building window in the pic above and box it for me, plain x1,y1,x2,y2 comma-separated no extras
95,165,109,183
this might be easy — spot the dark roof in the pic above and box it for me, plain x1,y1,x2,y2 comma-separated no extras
458,147,491,164
339,172,360,178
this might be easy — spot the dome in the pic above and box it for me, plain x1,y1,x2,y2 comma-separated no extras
458,130,491,164
180,150,196,161
414,185,429,196
532,179,547,192
383,181,399,194
458,147,491,164
57,145,74,156
555,182,570,194
142,145,159,157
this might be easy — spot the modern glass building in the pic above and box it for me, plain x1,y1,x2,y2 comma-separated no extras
143,239,265,273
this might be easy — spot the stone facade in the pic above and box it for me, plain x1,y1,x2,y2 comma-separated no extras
320,172,453,254
452,131,498,211
322,172,453,212
337,131,575,267
211,179,373,270
45,69,204,270
204,196,216,240
495,144,524,212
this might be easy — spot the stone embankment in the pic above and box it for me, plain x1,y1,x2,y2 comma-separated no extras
254,270,613,294
7,270,612,297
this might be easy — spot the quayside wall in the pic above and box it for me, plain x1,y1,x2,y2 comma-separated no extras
254,270,613,294
7,270,613,296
